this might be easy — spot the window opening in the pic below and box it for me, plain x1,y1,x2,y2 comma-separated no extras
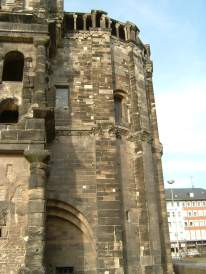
0,98,19,123
55,86,69,109
76,14,84,30
86,15,92,30
48,0,57,13
111,21,116,36
114,94,123,125
2,51,24,81
96,13,101,28
119,25,126,40
66,15,74,31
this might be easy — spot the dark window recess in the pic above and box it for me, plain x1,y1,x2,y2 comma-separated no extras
48,0,57,13
56,267,74,274
2,51,24,81
76,15,84,30
119,25,126,40
0,99,19,124
0,228,2,237
114,94,123,125
96,13,101,28
111,21,116,36
86,15,92,30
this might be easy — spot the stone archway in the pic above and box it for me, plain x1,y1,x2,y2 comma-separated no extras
46,200,97,274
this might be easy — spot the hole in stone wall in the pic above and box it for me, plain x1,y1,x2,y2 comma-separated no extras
96,13,101,28
66,14,74,31
86,15,92,30
0,228,2,237
2,51,24,81
0,98,19,124
114,94,123,125
119,25,126,40
76,14,83,30
48,0,57,13
111,20,116,36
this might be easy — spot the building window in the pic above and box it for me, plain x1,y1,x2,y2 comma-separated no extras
188,211,192,217
190,222,193,226
56,267,74,274
55,86,69,109
114,94,123,125
2,51,24,81
0,98,19,124
185,222,187,227
114,90,127,126
167,211,170,217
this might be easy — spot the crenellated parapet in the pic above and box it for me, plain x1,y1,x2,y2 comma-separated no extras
64,10,140,42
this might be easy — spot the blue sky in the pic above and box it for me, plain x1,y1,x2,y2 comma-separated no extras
64,1,206,189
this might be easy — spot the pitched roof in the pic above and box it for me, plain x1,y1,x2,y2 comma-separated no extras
165,188,206,201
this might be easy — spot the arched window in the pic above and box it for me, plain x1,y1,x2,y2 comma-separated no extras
114,90,128,126
0,98,19,123
76,14,84,30
119,25,126,40
2,51,24,81
114,93,123,125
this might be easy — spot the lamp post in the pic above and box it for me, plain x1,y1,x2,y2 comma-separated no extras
167,180,180,258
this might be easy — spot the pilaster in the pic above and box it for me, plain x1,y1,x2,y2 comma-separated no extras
127,44,164,274
23,149,50,274
33,37,49,107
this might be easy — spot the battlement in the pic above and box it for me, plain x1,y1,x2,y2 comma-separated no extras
64,10,139,42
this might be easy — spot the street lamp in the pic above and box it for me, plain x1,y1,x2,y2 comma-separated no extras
167,180,180,258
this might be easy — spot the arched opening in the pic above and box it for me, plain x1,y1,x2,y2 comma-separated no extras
86,15,92,30
96,13,101,28
76,14,83,30
46,200,97,273
111,20,116,36
0,98,19,124
119,25,126,40
114,90,128,126
2,51,24,82
48,0,57,13
66,14,74,31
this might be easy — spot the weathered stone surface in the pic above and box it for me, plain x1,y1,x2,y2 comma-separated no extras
0,2,174,274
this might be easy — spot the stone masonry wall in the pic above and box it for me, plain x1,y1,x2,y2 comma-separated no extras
0,155,29,274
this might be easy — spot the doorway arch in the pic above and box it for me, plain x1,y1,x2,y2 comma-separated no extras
46,200,97,274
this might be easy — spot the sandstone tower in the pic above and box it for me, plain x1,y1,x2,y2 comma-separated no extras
0,1,174,274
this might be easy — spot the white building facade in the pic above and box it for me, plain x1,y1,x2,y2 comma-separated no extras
165,188,206,254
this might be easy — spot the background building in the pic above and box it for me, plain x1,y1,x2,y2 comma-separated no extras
165,188,206,256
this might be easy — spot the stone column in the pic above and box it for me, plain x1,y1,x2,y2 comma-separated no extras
23,149,50,274
115,22,120,38
73,14,77,30
0,53,4,82
83,14,87,30
100,14,106,28
108,18,112,29
91,11,96,28
33,37,49,107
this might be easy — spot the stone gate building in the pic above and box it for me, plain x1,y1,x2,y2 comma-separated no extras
0,1,174,274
